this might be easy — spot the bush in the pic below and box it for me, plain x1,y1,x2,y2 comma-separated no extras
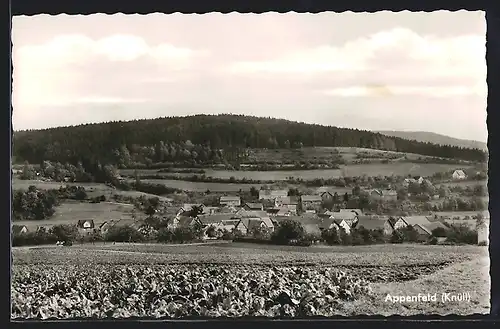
431,226,447,238
321,227,341,245
156,226,198,243
390,230,404,244
270,220,305,245
446,224,478,245
105,225,144,242
12,230,58,247
428,236,438,245
50,224,79,243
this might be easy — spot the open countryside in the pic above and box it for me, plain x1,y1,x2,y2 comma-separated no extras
11,114,490,318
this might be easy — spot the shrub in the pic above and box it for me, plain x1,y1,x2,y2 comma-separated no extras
390,230,404,244
339,229,352,245
446,224,478,245
50,224,79,243
428,236,438,245
270,220,305,245
157,226,198,243
431,226,447,238
105,225,144,243
12,230,58,247
321,227,341,245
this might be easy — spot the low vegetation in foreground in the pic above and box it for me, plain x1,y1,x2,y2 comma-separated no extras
11,244,489,318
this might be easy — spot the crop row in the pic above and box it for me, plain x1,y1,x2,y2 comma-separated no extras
12,265,371,319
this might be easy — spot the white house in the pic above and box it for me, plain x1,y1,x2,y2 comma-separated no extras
319,218,351,235
12,225,28,235
219,196,241,207
452,170,467,180
258,189,288,200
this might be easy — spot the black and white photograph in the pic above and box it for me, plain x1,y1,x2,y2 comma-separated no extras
11,10,490,319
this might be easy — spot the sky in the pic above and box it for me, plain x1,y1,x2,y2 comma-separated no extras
12,11,487,142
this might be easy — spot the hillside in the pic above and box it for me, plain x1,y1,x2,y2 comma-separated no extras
13,114,487,167
376,131,487,151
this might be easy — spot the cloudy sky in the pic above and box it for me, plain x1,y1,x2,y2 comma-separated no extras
12,11,487,142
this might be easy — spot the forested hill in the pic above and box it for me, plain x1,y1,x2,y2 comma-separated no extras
376,131,487,151
13,114,487,165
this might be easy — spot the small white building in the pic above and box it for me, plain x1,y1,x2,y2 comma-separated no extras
219,196,241,207
452,170,467,180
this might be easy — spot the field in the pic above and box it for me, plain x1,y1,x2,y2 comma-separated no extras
437,180,487,188
11,243,490,317
137,179,264,192
14,201,138,231
243,147,462,165
12,178,173,201
121,162,468,183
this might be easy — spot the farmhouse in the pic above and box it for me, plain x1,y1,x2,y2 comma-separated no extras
275,196,299,207
330,210,358,226
320,191,335,202
98,221,117,235
77,220,95,235
319,218,351,234
244,202,264,211
235,217,274,235
354,216,394,235
300,195,323,212
174,216,201,229
396,216,433,229
77,220,94,229
368,189,398,201
274,205,298,216
258,189,288,201
452,170,467,180
219,195,241,207
180,203,203,213
12,225,28,235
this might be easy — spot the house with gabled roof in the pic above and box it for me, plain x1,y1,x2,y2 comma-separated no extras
319,218,351,234
235,217,274,235
12,225,28,235
77,220,95,229
452,169,467,180
300,195,323,212
219,195,241,207
354,216,394,235
368,189,398,201
259,189,288,201
244,202,264,211
395,216,433,230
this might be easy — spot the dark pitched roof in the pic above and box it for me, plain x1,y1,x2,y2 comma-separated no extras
401,216,432,227
244,202,263,210
199,214,236,225
355,217,389,231
12,225,28,234
301,195,323,202
77,220,95,229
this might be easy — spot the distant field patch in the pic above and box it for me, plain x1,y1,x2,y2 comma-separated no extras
137,179,263,192
14,201,137,231
13,243,483,267
438,180,487,188
204,163,468,180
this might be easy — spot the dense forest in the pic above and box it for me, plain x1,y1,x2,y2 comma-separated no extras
13,114,487,167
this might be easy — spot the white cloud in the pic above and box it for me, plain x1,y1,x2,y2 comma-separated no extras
321,84,486,98
12,34,207,107
228,28,486,97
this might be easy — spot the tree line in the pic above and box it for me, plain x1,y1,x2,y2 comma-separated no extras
13,114,487,168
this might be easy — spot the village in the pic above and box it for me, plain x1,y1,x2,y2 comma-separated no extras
12,168,489,247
